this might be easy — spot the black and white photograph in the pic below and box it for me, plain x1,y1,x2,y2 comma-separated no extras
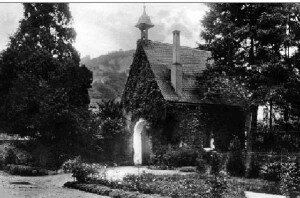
0,2,299,198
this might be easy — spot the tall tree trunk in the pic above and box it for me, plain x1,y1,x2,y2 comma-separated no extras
270,99,273,130
245,106,258,177
244,109,252,177
284,107,289,122
250,38,254,65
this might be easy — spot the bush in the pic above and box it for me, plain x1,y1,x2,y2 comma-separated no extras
64,182,112,196
205,171,228,198
62,156,97,182
3,146,32,166
207,151,222,175
148,165,170,170
5,164,48,176
179,166,197,172
226,137,245,177
161,146,199,167
247,155,261,178
260,161,282,182
149,144,169,166
280,161,300,197
4,149,17,165
64,181,167,198
62,157,79,173
196,157,208,174
30,144,60,169
92,173,243,198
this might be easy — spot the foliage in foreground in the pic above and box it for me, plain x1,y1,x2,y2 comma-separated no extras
86,171,284,198
226,137,245,177
64,181,167,198
280,161,300,197
62,156,102,182
60,155,291,198
93,100,128,162
0,3,95,164
160,146,200,167
205,171,229,198
5,164,48,176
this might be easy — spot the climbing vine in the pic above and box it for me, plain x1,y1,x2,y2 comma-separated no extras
122,42,166,127
164,103,206,146
122,41,245,152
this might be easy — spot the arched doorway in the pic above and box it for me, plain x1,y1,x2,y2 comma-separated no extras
133,118,151,165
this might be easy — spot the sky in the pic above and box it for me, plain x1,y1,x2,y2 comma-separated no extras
0,3,208,58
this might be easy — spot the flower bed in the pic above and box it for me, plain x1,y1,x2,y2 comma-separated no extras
64,181,169,198
64,171,283,198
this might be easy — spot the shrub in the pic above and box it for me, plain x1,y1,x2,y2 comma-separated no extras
62,157,79,173
226,137,245,177
149,144,170,166
148,165,170,170
5,164,48,176
196,157,208,174
64,182,112,196
89,172,267,198
280,161,300,197
161,146,199,167
4,149,17,165
3,146,33,166
64,181,167,198
260,161,282,182
179,166,197,172
247,155,261,178
30,144,59,169
0,158,4,170
205,171,228,198
62,156,97,182
73,163,97,182
209,151,222,175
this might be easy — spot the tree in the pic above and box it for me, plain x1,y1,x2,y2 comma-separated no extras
94,100,127,161
0,3,94,160
96,100,125,139
199,3,300,176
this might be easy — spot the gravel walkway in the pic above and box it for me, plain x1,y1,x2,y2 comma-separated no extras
0,171,108,198
105,166,196,180
245,191,286,198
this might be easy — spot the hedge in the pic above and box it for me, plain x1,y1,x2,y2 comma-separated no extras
64,181,170,198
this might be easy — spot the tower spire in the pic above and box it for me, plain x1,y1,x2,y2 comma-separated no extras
135,4,154,43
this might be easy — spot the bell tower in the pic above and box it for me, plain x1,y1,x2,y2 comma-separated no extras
135,5,154,42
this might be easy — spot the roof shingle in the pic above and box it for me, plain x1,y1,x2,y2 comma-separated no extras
143,41,211,104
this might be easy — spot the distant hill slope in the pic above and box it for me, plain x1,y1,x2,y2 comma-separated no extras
81,50,135,107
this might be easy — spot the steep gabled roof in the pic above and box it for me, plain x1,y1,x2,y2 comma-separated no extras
142,41,211,104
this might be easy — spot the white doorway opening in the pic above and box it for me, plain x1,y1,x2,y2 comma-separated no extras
133,118,148,165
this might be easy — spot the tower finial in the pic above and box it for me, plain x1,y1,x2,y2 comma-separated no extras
135,3,154,43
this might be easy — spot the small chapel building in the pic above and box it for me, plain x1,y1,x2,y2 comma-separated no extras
121,6,246,165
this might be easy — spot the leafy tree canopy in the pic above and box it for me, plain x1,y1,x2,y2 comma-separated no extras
0,3,93,148
199,3,300,118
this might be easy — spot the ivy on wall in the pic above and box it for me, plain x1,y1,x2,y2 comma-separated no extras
122,41,166,127
200,104,245,151
122,41,245,152
163,103,204,145
163,103,245,151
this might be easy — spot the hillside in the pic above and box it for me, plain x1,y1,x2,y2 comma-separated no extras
81,50,135,107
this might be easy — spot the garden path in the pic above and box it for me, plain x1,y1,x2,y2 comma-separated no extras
245,191,286,198
104,166,196,180
0,171,108,198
